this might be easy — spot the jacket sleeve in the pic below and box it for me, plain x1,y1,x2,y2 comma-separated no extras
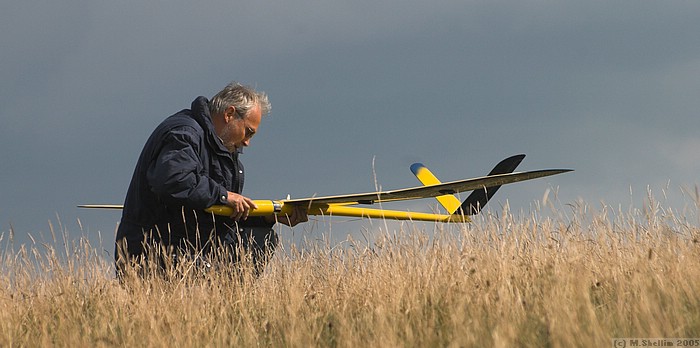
146,126,228,210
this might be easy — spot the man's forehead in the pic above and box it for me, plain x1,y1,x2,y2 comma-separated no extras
247,103,262,126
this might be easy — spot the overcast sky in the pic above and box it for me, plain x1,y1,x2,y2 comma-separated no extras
2,1,700,251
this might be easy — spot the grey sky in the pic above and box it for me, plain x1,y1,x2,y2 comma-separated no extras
2,1,700,249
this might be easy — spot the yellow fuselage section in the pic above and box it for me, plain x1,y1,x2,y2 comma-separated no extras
205,201,470,223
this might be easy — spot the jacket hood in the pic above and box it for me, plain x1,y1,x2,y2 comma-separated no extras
190,96,214,132
190,96,231,156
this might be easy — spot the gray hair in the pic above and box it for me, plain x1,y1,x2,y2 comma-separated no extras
209,82,271,119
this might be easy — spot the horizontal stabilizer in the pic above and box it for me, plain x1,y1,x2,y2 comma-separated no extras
410,163,462,214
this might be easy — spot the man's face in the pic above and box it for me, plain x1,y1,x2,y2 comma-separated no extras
220,103,261,152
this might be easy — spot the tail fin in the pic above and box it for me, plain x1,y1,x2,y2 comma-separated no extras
457,154,525,215
410,154,525,216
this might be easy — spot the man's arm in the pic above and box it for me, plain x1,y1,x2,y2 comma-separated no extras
146,127,228,209
147,127,263,221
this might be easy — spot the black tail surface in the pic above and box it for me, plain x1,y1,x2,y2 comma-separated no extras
457,154,526,216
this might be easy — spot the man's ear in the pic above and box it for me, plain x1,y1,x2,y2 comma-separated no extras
224,105,237,122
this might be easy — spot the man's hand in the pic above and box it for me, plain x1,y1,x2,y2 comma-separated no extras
225,191,258,221
265,205,308,227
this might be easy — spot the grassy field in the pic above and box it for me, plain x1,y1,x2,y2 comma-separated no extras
1,199,699,347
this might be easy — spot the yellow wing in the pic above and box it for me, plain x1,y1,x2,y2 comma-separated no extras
79,168,571,223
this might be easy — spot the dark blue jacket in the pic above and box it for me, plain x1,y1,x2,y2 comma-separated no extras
116,96,272,257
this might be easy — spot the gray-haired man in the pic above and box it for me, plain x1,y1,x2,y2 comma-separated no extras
116,82,307,276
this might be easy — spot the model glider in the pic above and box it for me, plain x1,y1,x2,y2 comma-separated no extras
79,154,571,223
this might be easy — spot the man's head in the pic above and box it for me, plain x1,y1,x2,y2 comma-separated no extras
210,82,271,152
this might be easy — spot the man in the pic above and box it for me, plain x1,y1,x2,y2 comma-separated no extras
115,82,307,276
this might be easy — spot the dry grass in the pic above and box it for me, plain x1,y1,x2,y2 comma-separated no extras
1,198,700,347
